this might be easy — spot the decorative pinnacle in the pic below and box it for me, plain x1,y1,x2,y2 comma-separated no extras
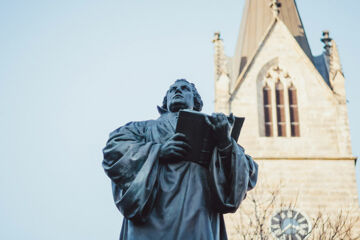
212,32,221,43
321,30,332,55
270,0,281,16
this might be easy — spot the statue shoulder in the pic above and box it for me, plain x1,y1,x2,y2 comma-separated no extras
109,119,157,138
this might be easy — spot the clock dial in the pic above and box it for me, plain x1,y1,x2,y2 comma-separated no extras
270,209,310,240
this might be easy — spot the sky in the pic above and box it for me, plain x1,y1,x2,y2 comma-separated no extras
0,0,359,239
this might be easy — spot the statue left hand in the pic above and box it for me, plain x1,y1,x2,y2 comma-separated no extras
205,113,235,149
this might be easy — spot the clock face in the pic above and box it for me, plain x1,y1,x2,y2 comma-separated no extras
270,209,311,240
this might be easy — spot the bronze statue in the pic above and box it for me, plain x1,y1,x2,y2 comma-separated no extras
102,79,258,240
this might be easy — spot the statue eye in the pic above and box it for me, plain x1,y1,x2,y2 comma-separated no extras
182,86,190,91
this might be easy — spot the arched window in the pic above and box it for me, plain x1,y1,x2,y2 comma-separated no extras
263,83,273,137
288,84,300,136
276,80,286,137
259,64,300,138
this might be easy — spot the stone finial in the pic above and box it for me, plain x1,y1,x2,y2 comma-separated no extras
212,32,227,77
321,30,332,55
329,39,343,89
329,40,342,74
212,32,221,43
269,0,281,16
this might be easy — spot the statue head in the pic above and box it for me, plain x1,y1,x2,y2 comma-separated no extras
162,79,203,113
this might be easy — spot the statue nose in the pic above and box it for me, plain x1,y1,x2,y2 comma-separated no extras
175,88,182,94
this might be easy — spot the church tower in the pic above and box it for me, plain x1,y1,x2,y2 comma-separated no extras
213,0,359,238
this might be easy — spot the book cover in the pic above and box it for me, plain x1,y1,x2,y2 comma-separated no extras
175,110,245,167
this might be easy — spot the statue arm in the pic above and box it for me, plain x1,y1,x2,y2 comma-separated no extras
209,140,258,214
102,121,161,222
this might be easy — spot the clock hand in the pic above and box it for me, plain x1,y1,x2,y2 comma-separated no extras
280,224,292,234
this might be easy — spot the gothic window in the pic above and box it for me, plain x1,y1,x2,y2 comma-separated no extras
288,84,300,137
260,65,300,137
276,80,286,137
263,83,273,137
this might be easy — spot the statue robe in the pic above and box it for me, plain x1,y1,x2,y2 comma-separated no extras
102,112,258,240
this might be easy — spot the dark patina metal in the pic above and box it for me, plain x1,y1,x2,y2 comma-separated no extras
102,79,258,240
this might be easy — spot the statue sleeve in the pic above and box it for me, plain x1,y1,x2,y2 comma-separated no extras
209,139,258,214
102,121,161,222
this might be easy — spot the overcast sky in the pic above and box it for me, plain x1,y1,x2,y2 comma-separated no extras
0,1,359,239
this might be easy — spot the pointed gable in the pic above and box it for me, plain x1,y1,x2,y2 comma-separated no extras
233,0,313,78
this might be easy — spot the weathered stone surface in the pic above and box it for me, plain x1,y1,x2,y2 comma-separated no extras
213,2,358,238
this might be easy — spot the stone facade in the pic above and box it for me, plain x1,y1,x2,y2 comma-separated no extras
224,159,359,239
213,1,359,238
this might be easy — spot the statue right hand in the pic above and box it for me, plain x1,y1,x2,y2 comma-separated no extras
159,133,191,163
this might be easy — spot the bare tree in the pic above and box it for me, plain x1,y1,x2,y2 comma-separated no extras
228,181,360,240
309,210,360,240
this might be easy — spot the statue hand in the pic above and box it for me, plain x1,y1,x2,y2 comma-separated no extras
205,113,234,149
159,133,191,163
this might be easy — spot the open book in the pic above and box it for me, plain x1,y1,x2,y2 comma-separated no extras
175,110,245,167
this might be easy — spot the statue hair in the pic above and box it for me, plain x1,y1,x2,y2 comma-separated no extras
162,79,203,112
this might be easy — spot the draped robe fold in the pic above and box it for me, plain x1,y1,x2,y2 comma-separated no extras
103,112,258,240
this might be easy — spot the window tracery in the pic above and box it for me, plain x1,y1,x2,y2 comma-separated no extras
260,65,300,137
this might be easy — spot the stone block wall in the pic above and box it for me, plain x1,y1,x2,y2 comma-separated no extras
216,19,358,239
230,21,352,158
224,159,359,239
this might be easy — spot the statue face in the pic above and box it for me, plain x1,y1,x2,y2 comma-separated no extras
166,81,194,112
